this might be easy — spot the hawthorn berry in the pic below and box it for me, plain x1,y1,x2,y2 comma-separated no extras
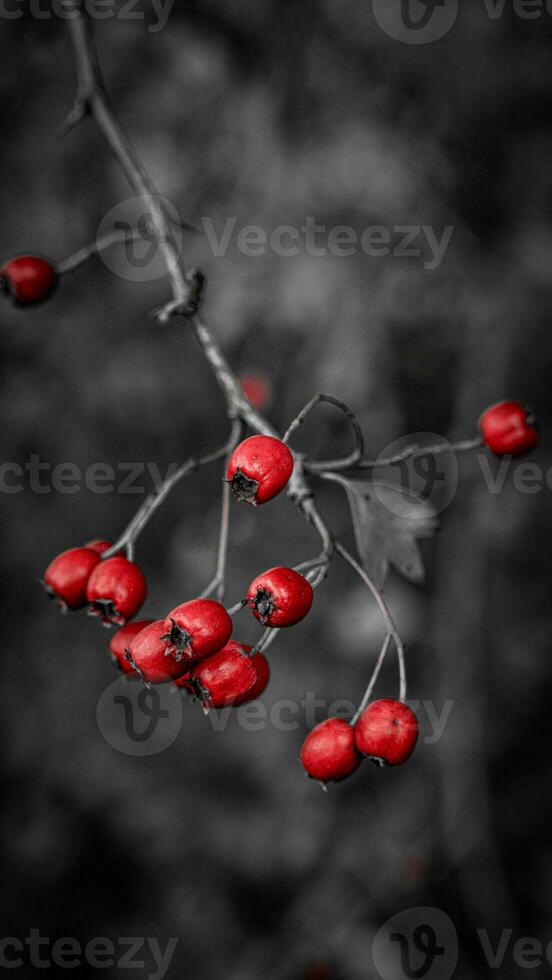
43,546,101,612
0,255,57,305
226,435,294,505
86,556,147,625
239,373,272,410
162,598,233,662
354,698,419,767
480,400,538,456
301,718,361,783
108,619,154,675
128,619,188,684
241,649,270,702
248,566,313,627
189,642,258,708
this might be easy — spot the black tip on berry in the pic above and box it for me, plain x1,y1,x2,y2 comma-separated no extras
229,470,259,504
252,587,275,625
88,599,122,626
161,619,193,657
369,756,387,768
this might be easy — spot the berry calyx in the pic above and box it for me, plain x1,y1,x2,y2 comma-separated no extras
108,619,154,675
161,598,233,662
189,642,258,708
226,435,294,505
86,556,147,626
43,546,101,612
128,619,188,684
247,566,314,627
0,255,57,306
300,718,361,783
354,698,419,767
480,400,538,456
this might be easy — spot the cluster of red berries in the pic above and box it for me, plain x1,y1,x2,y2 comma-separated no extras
301,700,419,784
39,404,539,784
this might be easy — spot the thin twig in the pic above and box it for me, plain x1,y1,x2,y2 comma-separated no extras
352,435,484,471
200,477,234,601
334,541,407,703
285,393,364,471
57,216,200,276
102,422,241,559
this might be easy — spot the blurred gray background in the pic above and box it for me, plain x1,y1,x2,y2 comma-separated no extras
1,2,552,978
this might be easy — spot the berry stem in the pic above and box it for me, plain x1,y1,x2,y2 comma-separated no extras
102,422,241,559
351,632,392,725
334,540,407,703
283,392,364,470
200,476,233,602
348,435,484,471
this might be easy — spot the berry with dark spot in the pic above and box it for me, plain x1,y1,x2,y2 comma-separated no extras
226,435,293,505
354,698,419,766
162,598,232,662
248,566,313,627
86,556,147,626
128,619,188,685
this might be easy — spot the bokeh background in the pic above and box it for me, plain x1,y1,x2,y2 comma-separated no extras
1,2,552,977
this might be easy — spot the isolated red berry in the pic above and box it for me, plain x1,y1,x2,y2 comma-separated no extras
43,546,101,612
301,718,361,783
239,373,272,410
128,619,188,684
85,539,114,555
226,435,294,505
0,255,57,305
108,619,154,675
162,598,233,662
190,642,258,708
86,556,147,626
248,566,313,627
354,699,419,766
480,400,538,456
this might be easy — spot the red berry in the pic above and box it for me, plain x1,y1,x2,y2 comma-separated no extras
190,642,258,708
86,556,147,625
480,400,538,456
44,546,101,611
239,373,272,410
248,566,313,627
301,718,361,783
108,619,154,675
354,698,419,766
85,539,114,555
128,620,188,684
0,255,57,305
226,435,293,505
241,650,270,702
162,598,233,663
